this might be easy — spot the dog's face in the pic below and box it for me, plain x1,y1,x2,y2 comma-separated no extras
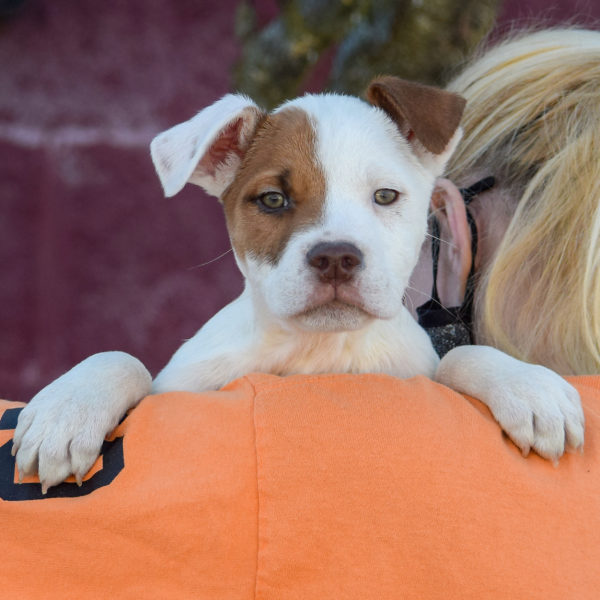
222,96,438,332
151,78,464,332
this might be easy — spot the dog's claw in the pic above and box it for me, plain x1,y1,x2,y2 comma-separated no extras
10,352,152,491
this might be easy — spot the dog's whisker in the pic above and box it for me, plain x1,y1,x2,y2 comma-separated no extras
404,286,471,329
411,290,470,325
188,248,233,270
404,285,430,306
424,232,458,250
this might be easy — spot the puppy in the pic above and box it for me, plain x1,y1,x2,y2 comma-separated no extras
12,77,584,493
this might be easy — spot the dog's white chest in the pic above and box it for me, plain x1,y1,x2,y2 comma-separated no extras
256,308,439,379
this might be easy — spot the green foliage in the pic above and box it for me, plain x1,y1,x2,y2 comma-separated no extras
234,0,500,108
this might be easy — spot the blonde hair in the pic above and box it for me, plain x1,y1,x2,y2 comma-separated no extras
445,28,600,374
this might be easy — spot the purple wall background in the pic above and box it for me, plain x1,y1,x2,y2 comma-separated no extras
1,0,599,402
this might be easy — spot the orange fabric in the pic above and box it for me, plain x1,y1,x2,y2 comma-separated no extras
0,373,599,599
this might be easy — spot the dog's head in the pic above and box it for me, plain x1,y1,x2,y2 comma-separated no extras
151,77,465,332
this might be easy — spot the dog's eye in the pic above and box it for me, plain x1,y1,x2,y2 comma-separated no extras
373,189,399,206
258,191,288,211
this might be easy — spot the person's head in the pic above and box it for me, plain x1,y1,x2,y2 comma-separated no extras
416,28,600,374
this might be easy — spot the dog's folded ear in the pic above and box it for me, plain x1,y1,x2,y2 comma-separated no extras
150,95,265,198
366,77,465,176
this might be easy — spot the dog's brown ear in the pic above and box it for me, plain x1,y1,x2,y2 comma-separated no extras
366,76,465,175
151,95,265,198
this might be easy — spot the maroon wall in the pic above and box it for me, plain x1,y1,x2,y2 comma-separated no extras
1,0,599,402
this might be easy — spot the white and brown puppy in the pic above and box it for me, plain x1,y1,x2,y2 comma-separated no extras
13,78,584,492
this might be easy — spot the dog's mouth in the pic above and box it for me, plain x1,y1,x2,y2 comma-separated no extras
295,301,370,332
312,280,365,307
293,283,375,331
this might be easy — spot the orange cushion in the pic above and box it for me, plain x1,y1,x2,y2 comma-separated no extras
0,373,598,599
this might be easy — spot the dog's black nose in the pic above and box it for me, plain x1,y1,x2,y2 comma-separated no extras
307,241,363,283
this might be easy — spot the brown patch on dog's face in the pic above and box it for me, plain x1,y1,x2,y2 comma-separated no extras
221,107,326,265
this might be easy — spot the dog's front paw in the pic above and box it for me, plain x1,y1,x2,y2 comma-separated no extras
436,346,584,461
482,363,584,461
12,352,151,493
